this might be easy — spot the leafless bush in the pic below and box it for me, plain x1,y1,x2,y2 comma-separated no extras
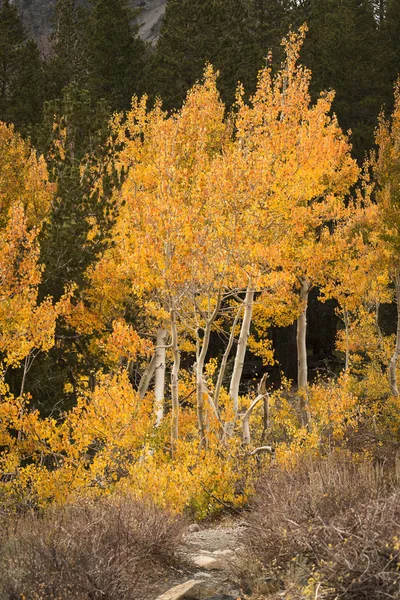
240,454,400,599
0,495,186,600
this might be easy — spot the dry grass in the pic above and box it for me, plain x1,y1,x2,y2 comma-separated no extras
237,453,400,599
0,495,186,600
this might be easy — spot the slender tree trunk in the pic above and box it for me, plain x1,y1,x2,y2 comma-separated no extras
20,355,29,399
375,302,384,349
214,304,242,409
17,350,40,440
389,270,400,396
343,306,350,373
196,323,212,450
229,285,255,417
17,354,30,442
196,291,222,449
154,327,168,426
170,304,180,452
243,374,268,446
297,277,310,426
196,334,209,450
261,395,270,443
203,380,225,437
138,353,156,398
243,394,266,446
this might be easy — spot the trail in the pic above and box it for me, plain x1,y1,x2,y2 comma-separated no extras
154,520,246,600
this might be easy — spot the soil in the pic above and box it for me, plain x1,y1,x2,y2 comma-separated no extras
151,518,247,599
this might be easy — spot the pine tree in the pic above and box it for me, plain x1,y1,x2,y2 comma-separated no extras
38,83,120,302
385,0,400,82
0,0,25,120
46,0,89,100
85,0,147,111
249,0,293,72
0,0,44,130
148,0,259,110
297,0,386,159
20,84,124,414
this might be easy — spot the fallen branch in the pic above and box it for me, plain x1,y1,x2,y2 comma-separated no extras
249,446,275,456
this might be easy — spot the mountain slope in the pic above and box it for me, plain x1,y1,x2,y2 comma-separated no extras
10,0,166,53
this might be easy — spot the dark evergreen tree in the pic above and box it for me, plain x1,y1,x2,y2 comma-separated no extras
147,0,260,110
0,0,25,119
0,0,44,130
46,0,89,100
85,0,147,110
296,0,386,159
385,0,400,82
249,0,293,73
38,85,118,302
16,84,124,414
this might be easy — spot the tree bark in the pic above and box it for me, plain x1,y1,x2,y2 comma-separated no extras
214,304,242,409
154,327,168,426
196,329,210,450
243,394,265,446
138,353,156,398
229,285,255,417
261,396,270,443
297,277,310,426
243,374,269,446
389,269,400,396
196,291,222,449
170,303,180,453
343,306,350,373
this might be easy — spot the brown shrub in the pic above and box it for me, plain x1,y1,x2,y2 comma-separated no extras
239,453,400,599
0,496,186,600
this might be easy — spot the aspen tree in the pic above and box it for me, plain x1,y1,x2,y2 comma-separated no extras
233,29,357,424
0,123,66,370
374,81,400,396
115,67,230,448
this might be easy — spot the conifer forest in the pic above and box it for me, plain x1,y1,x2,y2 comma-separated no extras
1,1,400,598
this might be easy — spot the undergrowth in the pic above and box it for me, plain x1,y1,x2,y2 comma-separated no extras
0,496,185,600
237,452,400,599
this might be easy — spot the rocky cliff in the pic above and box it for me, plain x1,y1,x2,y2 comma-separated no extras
10,0,167,53
133,0,166,43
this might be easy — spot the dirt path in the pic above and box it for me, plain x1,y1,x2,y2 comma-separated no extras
183,523,244,553
153,520,247,599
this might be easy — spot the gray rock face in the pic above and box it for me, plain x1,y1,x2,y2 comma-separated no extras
10,0,167,54
10,0,56,54
131,0,166,44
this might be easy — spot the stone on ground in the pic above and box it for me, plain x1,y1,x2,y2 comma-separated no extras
191,554,224,570
155,579,203,600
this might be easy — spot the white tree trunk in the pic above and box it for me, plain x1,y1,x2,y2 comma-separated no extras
243,373,268,446
389,270,400,396
196,323,212,449
170,304,180,452
261,395,270,442
138,354,156,398
229,286,255,417
196,359,208,450
297,277,310,426
196,291,222,449
214,304,242,408
154,327,168,426
243,394,267,446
